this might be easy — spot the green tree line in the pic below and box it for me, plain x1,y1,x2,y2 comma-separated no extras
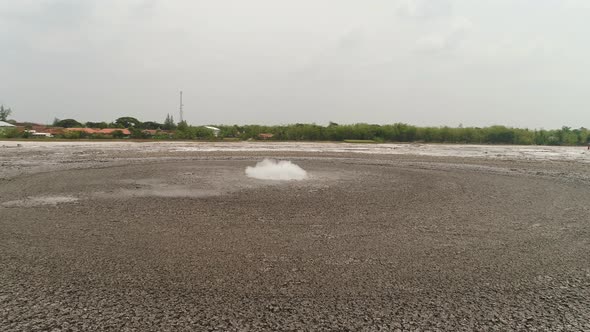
204,123,590,146
1,109,589,145
53,114,177,131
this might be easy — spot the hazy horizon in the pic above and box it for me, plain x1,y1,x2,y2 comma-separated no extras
1,0,589,129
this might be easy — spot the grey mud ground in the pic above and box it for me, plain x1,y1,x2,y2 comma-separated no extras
1,142,590,331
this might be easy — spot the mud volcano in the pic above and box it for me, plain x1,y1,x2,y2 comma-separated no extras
1,150,589,331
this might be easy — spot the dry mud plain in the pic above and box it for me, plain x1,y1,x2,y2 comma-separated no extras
1,141,590,331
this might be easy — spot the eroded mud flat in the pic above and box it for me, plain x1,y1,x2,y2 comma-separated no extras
1,142,589,331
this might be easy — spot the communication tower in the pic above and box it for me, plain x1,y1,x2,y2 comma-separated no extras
179,91,184,123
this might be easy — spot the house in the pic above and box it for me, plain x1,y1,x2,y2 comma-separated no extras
204,126,221,137
0,120,15,128
65,128,131,136
97,128,131,136
142,129,159,136
45,128,66,136
258,133,274,140
33,132,53,137
27,125,63,137
24,130,53,138
66,128,99,134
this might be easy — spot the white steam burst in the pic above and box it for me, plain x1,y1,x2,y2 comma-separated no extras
245,159,308,181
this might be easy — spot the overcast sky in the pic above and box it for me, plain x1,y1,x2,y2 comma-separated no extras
1,0,589,128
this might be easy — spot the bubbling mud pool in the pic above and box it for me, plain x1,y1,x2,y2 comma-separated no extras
245,159,308,181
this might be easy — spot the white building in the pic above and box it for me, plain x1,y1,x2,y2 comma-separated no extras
204,126,221,137
25,130,53,137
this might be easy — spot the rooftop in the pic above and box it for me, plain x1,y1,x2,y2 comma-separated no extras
0,121,16,127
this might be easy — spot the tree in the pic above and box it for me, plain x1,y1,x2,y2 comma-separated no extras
141,121,163,130
177,120,188,131
85,121,108,129
112,130,125,139
115,117,141,128
55,119,83,128
0,105,12,121
163,114,176,130
0,127,20,138
129,127,148,139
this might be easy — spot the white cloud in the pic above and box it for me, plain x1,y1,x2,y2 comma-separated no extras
414,16,472,53
0,0,589,128
561,0,590,10
395,0,453,19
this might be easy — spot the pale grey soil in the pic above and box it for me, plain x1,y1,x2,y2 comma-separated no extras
1,143,590,331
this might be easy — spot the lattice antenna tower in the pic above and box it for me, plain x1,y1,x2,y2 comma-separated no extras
179,91,184,123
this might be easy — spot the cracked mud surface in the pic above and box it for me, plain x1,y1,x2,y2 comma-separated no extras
1,142,589,331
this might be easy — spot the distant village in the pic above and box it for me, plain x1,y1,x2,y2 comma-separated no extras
0,119,228,140
0,110,276,140
1,105,588,145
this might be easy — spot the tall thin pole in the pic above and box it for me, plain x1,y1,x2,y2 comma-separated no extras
179,91,184,123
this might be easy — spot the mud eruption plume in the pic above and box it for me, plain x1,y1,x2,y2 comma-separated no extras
245,159,308,181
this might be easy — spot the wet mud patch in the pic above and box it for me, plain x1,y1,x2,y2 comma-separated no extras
1,195,78,208
96,178,224,199
0,159,346,208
